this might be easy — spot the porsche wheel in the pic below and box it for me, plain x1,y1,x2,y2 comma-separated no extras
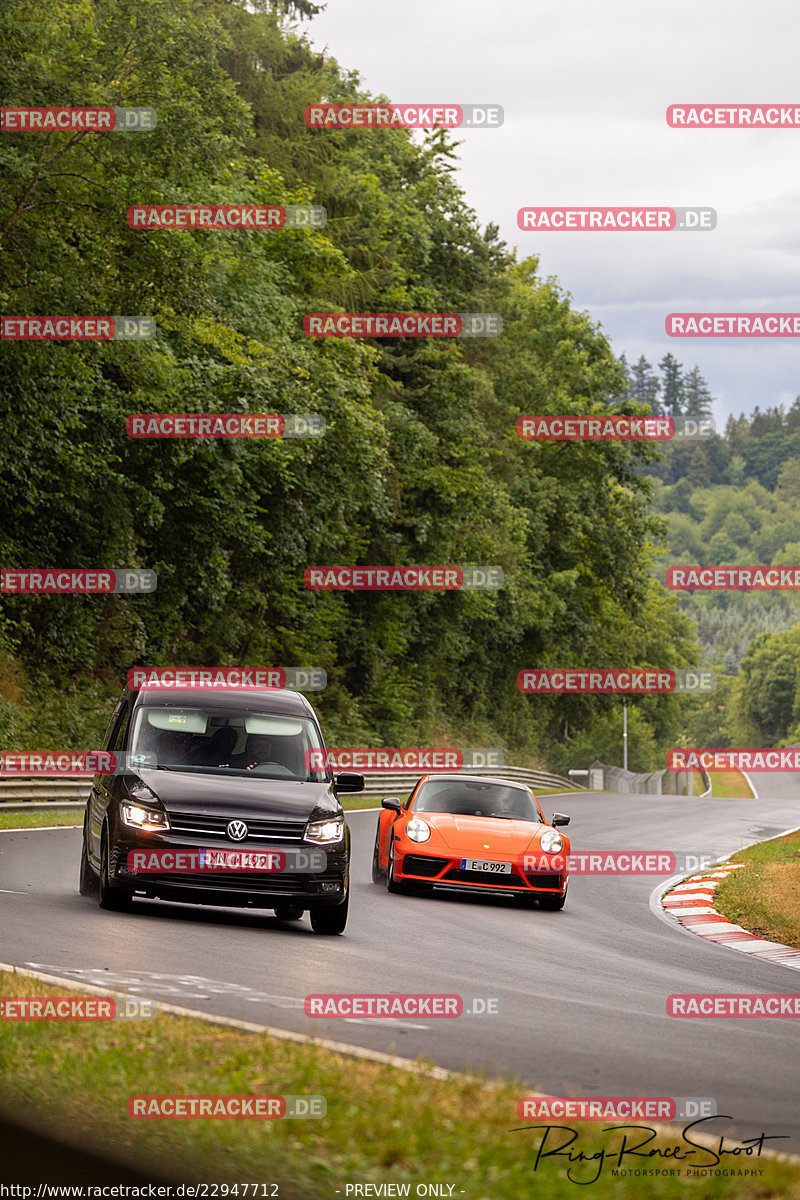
386,834,408,894
538,887,567,911
371,828,385,883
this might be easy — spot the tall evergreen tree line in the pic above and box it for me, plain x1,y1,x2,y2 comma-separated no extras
618,353,714,419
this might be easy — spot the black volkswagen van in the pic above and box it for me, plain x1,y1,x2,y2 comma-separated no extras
78,682,363,934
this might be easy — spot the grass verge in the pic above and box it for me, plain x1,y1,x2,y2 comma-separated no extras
706,770,754,800
0,809,83,829
714,827,800,949
0,970,799,1197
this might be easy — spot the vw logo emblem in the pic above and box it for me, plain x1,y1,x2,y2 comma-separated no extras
227,820,248,842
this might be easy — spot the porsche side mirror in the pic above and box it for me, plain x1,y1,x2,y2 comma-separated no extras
552,812,571,827
381,796,402,812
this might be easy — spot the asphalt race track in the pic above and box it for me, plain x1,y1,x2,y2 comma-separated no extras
2,779,799,1152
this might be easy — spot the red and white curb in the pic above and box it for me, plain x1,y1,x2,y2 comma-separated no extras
662,864,800,970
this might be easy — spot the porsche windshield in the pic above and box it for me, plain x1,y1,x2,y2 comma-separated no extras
412,780,544,822
129,706,328,781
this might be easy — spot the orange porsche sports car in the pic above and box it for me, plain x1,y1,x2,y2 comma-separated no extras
371,773,571,909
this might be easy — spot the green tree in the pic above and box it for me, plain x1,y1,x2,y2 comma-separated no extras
775,459,800,502
687,445,712,488
0,0,704,764
682,365,714,419
730,628,800,744
629,355,662,413
659,353,684,417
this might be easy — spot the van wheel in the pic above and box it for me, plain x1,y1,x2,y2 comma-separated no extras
309,893,348,935
274,904,303,921
98,829,132,912
79,814,98,896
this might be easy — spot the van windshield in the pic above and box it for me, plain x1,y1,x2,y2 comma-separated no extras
129,706,329,781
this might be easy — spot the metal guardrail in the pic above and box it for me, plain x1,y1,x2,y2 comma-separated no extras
0,779,91,802
588,759,712,797
0,764,581,804
356,765,582,799
1,802,85,812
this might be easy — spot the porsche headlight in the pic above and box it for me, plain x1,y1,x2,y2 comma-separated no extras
305,816,344,844
540,830,563,854
405,818,431,843
121,803,170,832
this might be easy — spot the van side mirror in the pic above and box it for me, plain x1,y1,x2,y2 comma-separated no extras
335,772,364,793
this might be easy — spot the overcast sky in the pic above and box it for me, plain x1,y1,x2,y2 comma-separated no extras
303,0,800,427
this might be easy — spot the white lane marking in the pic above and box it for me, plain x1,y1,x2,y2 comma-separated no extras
4,959,800,1166
0,960,460,1082
19,964,431,1028
0,825,80,833
740,769,756,800
0,888,28,894
23,964,307,1008
343,1017,430,1030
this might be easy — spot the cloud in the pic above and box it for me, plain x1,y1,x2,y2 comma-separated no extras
308,0,800,418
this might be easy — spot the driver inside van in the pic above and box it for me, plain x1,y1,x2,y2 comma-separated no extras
230,733,275,771
190,726,239,768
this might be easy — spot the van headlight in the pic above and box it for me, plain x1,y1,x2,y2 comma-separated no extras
121,803,170,832
305,816,344,844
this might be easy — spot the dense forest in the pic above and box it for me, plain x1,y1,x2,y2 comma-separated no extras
1,0,797,772
618,352,800,753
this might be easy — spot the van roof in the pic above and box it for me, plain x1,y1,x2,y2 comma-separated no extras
130,686,315,717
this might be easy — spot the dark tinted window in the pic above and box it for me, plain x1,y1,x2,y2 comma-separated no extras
107,703,131,754
129,706,326,781
412,780,543,822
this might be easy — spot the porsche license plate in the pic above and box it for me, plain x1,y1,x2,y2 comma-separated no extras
461,859,512,873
